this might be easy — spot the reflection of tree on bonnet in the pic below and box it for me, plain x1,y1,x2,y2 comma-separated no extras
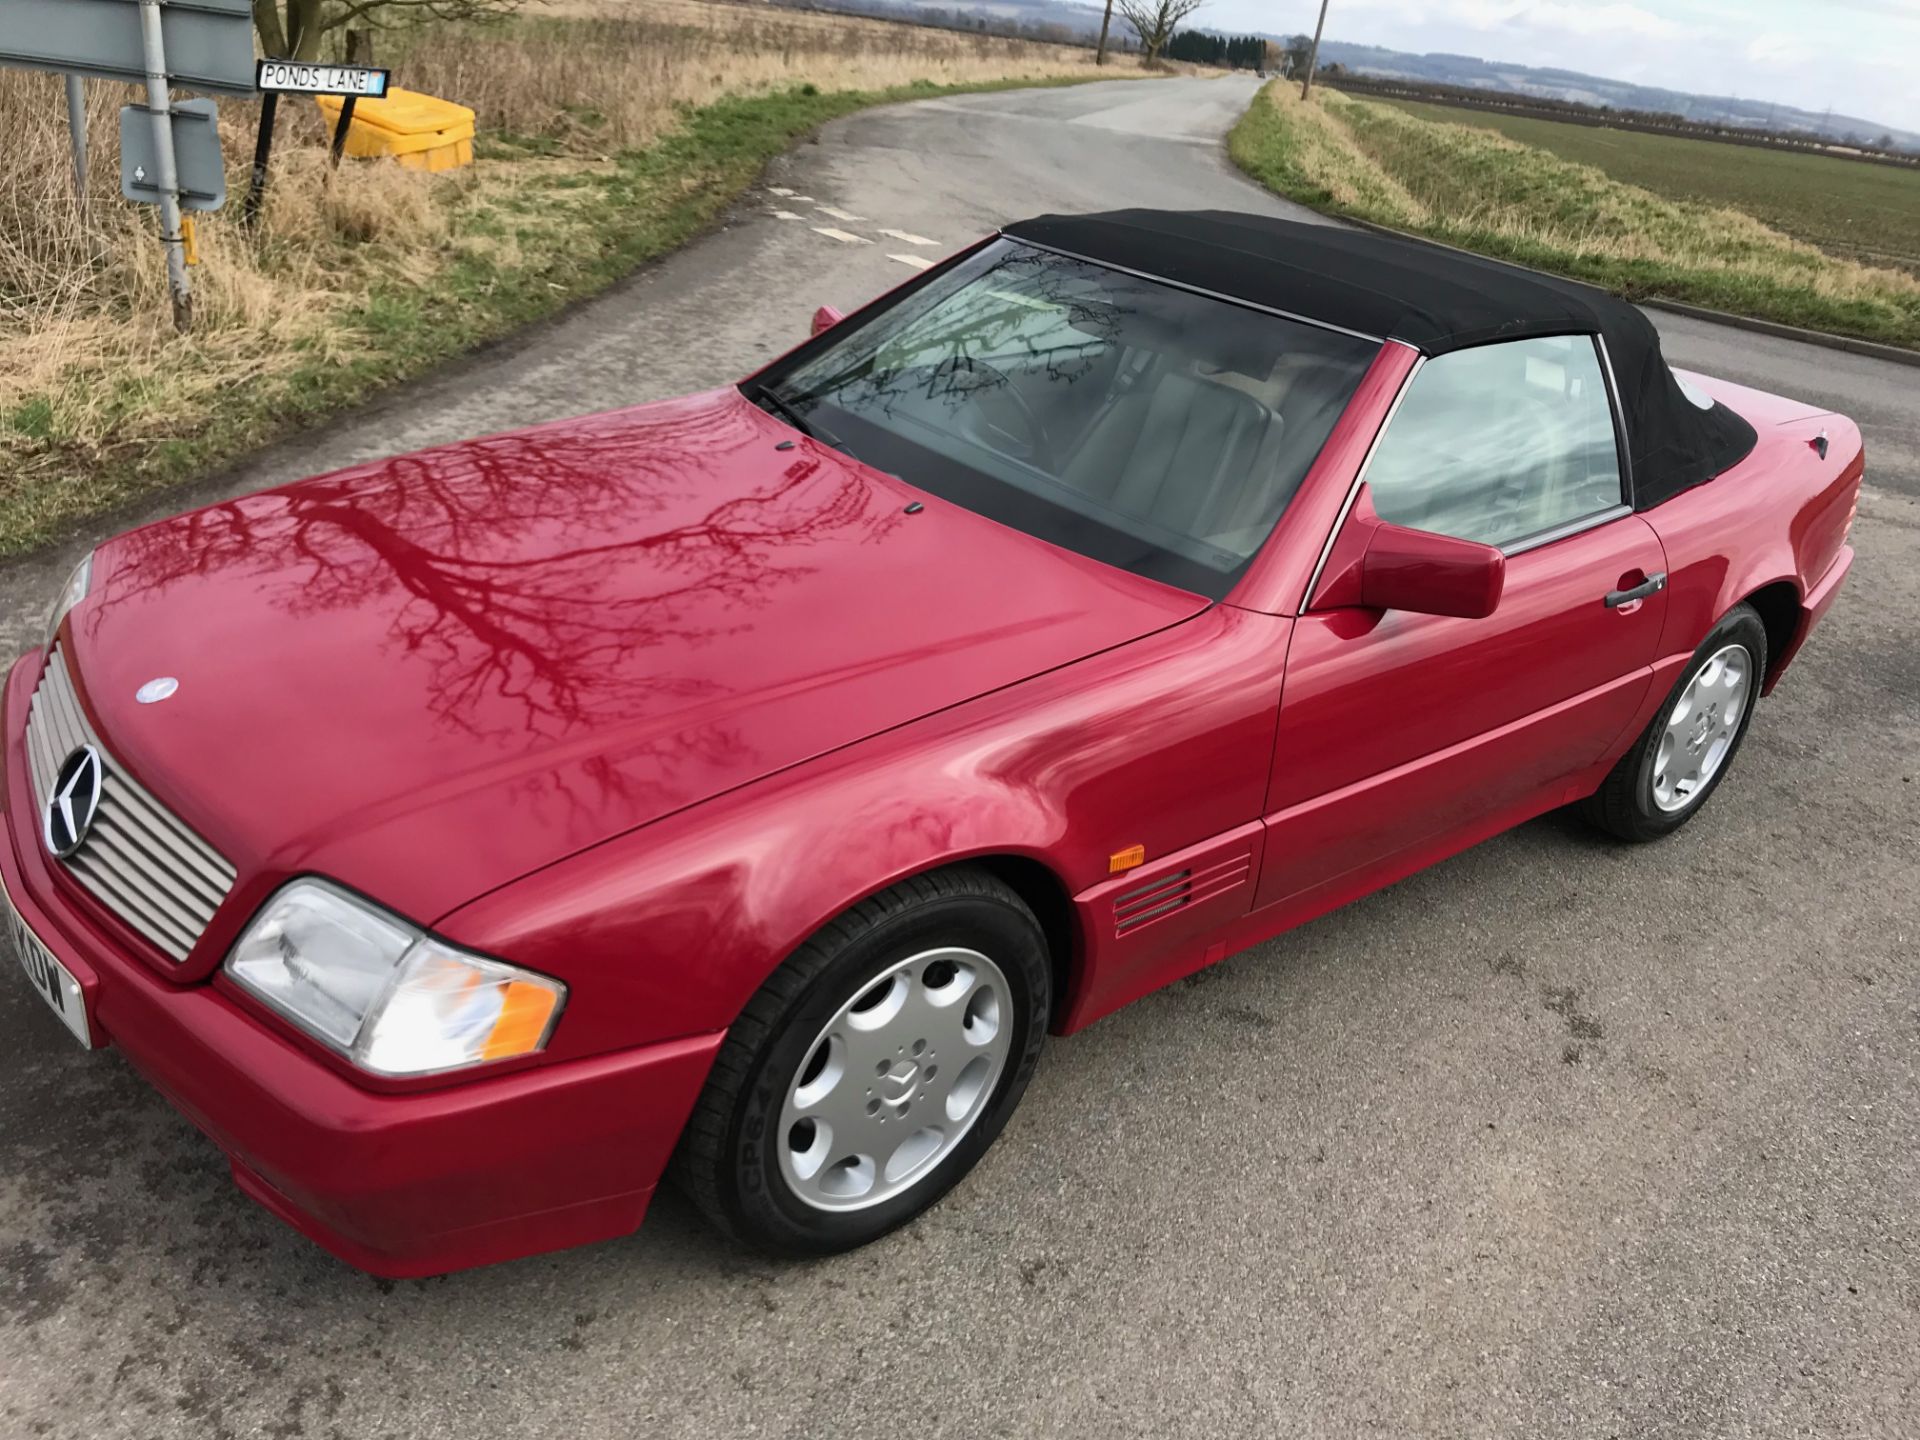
95,396,903,741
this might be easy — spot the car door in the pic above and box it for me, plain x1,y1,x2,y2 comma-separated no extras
1254,334,1668,911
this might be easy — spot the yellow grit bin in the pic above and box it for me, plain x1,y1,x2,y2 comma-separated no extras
316,89,477,172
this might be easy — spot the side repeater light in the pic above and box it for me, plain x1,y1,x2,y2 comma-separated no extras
1109,844,1146,874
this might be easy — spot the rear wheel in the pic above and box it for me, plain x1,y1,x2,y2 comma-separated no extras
673,867,1050,1255
1580,603,1767,842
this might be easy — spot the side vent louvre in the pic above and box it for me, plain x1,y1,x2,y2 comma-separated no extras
1112,851,1252,937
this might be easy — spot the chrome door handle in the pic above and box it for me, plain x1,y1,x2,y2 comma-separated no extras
1604,571,1667,608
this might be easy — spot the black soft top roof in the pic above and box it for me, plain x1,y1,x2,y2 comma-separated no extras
1001,209,1755,508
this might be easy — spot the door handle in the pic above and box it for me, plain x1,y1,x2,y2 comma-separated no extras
1604,571,1667,608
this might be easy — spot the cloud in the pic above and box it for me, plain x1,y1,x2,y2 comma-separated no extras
1450,1,1688,40
1743,31,1798,66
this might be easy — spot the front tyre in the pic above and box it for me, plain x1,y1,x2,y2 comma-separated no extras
673,867,1050,1256
1580,602,1768,842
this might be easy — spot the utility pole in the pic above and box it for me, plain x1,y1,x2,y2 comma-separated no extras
1300,0,1329,101
136,0,193,332
1096,0,1114,65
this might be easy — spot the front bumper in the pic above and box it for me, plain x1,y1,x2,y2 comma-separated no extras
3,650,723,1278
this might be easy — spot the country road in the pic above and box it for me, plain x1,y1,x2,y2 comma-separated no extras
1,76,1916,1440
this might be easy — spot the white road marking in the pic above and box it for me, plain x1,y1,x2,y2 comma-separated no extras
816,205,866,222
813,227,870,244
787,195,817,203
772,209,804,220
887,253,934,270
879,229,939,247
768,186,795,196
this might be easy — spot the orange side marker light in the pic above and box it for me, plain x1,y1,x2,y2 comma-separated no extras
1109,844,1146,874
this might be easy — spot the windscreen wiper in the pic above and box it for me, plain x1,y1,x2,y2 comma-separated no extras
750,382,856,459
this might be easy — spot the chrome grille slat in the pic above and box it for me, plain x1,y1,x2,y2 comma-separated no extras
43,664,90,758
25,699,60,807
91,807,229,911
26,678,75,802
23,647,236,962
65,852,200,960
100,782,233,890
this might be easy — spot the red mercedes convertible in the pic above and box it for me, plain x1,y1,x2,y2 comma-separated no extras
3,211,1858,1275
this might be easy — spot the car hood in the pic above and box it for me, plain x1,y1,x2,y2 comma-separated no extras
74,389,1205,928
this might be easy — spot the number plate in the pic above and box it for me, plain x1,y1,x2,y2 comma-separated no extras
4,884,93,1049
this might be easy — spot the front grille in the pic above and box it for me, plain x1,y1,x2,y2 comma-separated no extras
24,647,235,962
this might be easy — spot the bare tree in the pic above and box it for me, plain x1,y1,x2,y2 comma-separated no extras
1096,0,1115,65
1113,0,1205,67
252,0,528,62
1283,32,1313,79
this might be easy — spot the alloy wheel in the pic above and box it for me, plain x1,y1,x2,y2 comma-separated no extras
1651,643,1751,813
776,947,1013,1212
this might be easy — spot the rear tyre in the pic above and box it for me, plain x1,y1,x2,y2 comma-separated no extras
672,867,1050,1256
1580,603,1767,842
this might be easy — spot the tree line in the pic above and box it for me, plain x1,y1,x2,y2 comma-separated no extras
1164,31,1272,69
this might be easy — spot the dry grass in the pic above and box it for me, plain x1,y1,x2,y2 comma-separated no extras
1,78,461,482
414,0,1167,150
1230,83,1920,347
1,0,1171,550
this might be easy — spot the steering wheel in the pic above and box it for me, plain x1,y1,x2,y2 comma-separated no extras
933,355,1055,471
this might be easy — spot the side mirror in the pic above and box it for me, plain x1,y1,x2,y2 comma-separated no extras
1310,485,1505,619
810,304,845,338
1361,522,1505,620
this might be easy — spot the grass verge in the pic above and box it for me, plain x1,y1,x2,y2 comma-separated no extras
2,0,1172,557
1229,82,1920,351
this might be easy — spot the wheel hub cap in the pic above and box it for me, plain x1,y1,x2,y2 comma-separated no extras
777,946,1013,1212
1652,643,1751,813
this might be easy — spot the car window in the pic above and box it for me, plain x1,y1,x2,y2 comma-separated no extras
756,240,1379,601
1364,336,1624,549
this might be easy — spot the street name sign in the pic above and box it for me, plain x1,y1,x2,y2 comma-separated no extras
256,60,392,98
0,0,255,96
121,99,225,211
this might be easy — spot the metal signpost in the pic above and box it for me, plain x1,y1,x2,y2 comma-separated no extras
138,0,193,330
0,0,253,331
64,75,87,202
248,60,392,221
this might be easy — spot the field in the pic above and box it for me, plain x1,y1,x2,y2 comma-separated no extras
1230,83,1920,349
0,0,1174,555
1381,97,1920,276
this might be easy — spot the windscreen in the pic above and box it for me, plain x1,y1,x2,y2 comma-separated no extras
752,240,1379,599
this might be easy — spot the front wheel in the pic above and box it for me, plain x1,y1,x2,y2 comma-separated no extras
1580,602,1768,842
672,867,1050,1256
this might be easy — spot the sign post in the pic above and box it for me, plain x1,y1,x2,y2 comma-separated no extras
329,95,358,170
64,74,87,204
247,60,392,216
136,0,192,331
244,89,278,227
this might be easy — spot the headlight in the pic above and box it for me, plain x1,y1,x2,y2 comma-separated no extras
225,879,565,1077
44,551,93,648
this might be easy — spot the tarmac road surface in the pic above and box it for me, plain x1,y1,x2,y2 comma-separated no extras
1,76,1916,1440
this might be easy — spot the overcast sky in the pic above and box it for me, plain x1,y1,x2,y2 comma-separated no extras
1218,0,1920,133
